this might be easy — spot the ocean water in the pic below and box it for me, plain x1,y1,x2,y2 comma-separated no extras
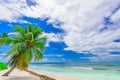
29,62,120,80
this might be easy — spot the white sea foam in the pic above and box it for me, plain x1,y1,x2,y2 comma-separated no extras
71,67,93,70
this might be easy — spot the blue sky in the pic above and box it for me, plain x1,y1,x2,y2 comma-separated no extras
0,0,120,62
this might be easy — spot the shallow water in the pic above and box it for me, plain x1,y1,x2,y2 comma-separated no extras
29,62,120,80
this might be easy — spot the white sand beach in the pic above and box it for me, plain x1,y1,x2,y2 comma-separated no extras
0,69,40,80
0,68,73,80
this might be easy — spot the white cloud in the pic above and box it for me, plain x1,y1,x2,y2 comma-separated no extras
45,33,63,42
42,32,63,47
44,54,63,57
0,0,120,61
111,9,120,22
41,57,67,62
89,54,120,62
8,32,19,36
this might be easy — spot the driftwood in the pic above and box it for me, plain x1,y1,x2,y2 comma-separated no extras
24,69,56,80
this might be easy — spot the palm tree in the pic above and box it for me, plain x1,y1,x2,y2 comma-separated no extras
0,33,8,45
1,24,47,76
0,33,8,53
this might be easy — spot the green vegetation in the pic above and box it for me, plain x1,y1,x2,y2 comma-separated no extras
0,62,8,70
0,24,47,76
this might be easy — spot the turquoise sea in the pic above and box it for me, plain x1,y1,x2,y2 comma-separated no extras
29,62,120,80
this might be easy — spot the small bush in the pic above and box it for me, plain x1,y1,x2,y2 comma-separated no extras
0,62,8,70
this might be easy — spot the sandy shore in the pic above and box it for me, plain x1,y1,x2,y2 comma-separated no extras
0,68,73,80
0,69,40,80
29,69,74,80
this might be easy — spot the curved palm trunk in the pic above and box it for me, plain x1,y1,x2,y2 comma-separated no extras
2,67,15,76
24,69,56,80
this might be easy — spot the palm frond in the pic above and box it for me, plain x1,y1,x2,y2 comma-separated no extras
2,33,8,38
24,32,33,40
4,37,13,45
35,36,48,42
4,42,26,58
27,24,33,32
35,42,45,51
14,26,26,35
32,26,43,38
7,55,16,64
12,36,25,44
32,46,43,61
0,38,4,45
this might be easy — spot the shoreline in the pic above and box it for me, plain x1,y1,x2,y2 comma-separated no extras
28,68,75,80
0,68,74,80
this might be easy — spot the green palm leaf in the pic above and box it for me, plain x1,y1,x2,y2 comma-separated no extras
0,38,4,45
14,26,26,35
32,46,43,61
32,26,43,38
35,42,45,51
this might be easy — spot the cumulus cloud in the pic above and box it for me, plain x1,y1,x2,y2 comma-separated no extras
0,0,120,61
41,57,67,62
111,9,120,22
44,54,63,57
42,32,63,47
89,54,120,62
8,32,19,36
